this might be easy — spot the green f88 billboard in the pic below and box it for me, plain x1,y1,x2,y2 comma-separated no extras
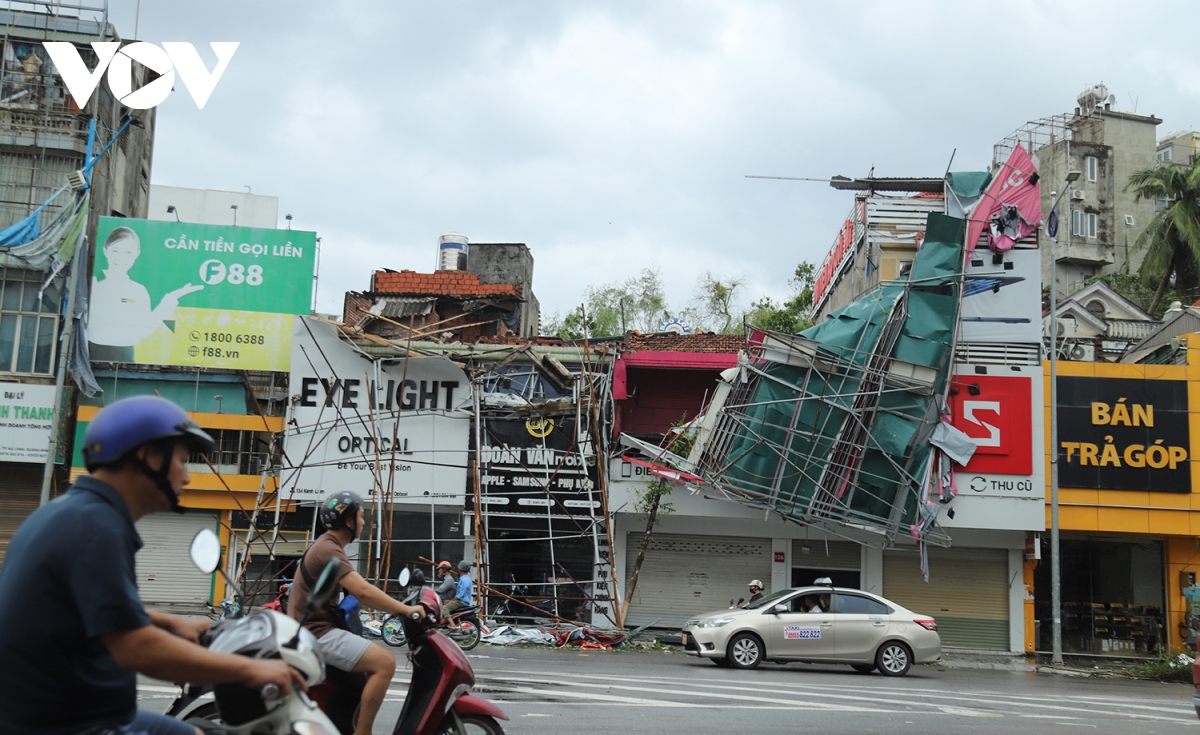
87,217,316,371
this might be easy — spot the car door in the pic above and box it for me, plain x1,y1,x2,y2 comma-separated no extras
768,593,836,660
832,592,892,661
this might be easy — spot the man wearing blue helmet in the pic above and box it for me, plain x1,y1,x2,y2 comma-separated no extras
0,396,303,735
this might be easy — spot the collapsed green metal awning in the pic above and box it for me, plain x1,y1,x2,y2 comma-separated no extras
662,213,967,548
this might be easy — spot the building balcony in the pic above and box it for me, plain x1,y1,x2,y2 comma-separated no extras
1054,241,1114,266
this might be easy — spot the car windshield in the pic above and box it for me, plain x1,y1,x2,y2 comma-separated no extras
744,588,794,610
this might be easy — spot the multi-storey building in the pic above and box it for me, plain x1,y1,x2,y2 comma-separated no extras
0,2,155,560
996,86,1161,300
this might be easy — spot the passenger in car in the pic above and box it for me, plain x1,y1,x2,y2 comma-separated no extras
805,595,823,613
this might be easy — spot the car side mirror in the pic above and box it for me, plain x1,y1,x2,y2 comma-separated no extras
772,604,788,615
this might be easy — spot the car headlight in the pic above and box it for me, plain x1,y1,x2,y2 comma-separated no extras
694,618,733,628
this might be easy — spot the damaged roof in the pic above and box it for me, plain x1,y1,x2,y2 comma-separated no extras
373,269,522,298
626,332,745,353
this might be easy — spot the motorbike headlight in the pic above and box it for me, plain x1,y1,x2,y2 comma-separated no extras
694,618,733,628
292,722,335,735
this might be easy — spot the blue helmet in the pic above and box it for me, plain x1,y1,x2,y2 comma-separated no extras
83,395,216,471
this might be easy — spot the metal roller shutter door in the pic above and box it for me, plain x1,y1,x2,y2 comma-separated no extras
0,465,43,564
135,511,219,607
791,539,861,570
883,547,1009,650
624,533,772,629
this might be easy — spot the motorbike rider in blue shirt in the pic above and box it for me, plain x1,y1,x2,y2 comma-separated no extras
0,396,302,735
442,560,474,629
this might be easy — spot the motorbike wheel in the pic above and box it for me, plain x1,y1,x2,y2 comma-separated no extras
183,701,224,727
381,615,407,647
452,617,482,651
437,713,505,735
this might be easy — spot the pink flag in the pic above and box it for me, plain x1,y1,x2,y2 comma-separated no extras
966,145,1041,252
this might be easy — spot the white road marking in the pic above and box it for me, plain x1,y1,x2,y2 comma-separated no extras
480,669,1194,725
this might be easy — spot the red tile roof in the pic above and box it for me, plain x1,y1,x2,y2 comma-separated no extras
626,333,745,353
373,270,520,298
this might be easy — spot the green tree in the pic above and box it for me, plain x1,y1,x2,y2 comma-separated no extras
544,267,669,339
746,260,815,333
690,272,746,334
1126,161,1200,315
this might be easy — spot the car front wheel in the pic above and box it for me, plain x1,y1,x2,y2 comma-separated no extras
875,641,912,677
727,633,764,669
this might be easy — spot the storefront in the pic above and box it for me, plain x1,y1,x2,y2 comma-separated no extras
623,532,773,629
0,380,67,563
1032,535,1165,655
70,370,289,607
1032,357,1200,657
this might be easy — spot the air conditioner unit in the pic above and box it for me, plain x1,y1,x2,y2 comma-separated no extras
1067,343,1095,362
1056,319,1077,338
1070,190,1086,200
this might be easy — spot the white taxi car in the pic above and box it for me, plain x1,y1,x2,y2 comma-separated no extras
681,585,941,676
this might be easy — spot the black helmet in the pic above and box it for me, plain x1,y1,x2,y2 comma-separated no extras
319,491,364,531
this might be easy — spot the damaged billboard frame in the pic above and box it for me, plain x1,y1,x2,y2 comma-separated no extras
622,213,970,552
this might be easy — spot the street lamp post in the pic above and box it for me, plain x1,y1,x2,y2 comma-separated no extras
1047,168,1082,667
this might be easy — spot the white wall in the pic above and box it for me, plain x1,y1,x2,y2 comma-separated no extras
148,185,279,229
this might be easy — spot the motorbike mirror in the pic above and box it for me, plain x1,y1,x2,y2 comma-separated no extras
305,559,342,615
189,529,221,574
737,597,745,605
411,569,426,588
398,568,411,588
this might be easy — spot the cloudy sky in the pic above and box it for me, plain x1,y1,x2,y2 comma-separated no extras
110,1,1200,325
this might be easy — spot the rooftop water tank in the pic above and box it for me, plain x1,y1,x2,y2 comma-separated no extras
437,233,468,271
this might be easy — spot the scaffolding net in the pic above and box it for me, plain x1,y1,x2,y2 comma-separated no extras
633,213,967,552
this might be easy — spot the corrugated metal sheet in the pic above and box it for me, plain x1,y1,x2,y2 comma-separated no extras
883,547,1009,650
372,296,435,319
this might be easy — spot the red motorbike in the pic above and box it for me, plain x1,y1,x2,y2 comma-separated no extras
308,567,507,735
260,582,290,614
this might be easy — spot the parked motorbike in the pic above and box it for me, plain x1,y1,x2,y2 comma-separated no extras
489,574,556,622
381,604,483,652
205,597,241,621
168,528,342,734
260,582,290,615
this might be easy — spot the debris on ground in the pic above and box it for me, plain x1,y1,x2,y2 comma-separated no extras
479,623,628,650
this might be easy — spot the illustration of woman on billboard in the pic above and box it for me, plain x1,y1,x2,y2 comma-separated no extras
87,226,203,363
